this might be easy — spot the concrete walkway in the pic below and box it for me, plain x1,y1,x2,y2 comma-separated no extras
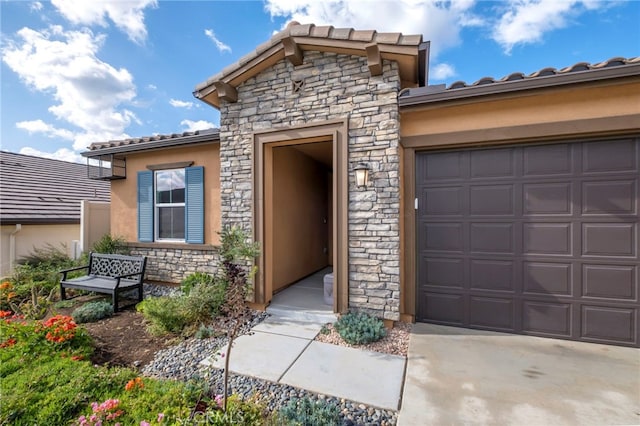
203,315,406,410
398,323,640,426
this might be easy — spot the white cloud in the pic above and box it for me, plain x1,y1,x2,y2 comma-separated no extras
51,0,157,44
264,0,481,56
170,98,195,109
16,119,76,141
19,146,85,164
180,119,216,132
2,25,136,150
30,2,43,12
430,63,456,80
147,83,157,90
204,29,232,53
491,0,600,54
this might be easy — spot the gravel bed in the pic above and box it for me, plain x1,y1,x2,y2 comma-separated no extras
142,310,399,425
143,282,183,298
316,321,411,357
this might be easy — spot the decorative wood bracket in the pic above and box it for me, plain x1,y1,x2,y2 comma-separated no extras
213,81,238,103
282,36,304,66
365,43,382,76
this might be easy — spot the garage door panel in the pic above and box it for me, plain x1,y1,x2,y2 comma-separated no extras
582,139,637,173
470,223,514,253
583,264,637,300
523,261,572,296
423,223,464,252
523,223,572,255
524,183,572,215
423,151,464,180
582,223,635,256
582,180,636,215
524,144,572,176
470,185,514,215
523,302,572,336
470,148,514,178
417,137,640,347
581,306,636,344
470,259,515,292
423,187,463,215
421,292,464,324
469,297,514,330
422,257,464,288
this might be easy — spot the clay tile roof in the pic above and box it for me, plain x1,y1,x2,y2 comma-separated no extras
194,22,424,108
0,151,110,224
83,128,220,156
399,56,640,106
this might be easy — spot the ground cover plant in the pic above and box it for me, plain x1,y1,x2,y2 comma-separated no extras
334,311,387,345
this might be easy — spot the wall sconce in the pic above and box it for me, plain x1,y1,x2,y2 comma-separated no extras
353,162,370,189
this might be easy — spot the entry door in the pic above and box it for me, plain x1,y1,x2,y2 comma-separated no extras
416,137,639,347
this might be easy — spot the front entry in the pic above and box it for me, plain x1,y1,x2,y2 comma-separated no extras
253,121,349,313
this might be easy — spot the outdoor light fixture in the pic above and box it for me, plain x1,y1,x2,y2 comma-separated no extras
354,162,370,189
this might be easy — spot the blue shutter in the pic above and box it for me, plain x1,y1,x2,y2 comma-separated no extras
137,170,154,242
185,166,204,244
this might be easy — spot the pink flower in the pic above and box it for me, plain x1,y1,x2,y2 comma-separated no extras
214,394,224,407
140,421,150,426
157,413,165,422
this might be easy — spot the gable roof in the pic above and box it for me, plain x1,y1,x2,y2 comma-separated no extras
0,151,110,224
193,22,426,109
399,56,640,107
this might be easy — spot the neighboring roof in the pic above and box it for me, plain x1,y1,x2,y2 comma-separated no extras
0,151,110,224
399,57,640,107
194,22,427,109
83,128,220,157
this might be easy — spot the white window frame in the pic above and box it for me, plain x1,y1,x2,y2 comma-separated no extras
154,168,186,242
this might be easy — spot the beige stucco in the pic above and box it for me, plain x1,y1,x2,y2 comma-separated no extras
110,143,221,245
401,80,640,145
0,224,80,277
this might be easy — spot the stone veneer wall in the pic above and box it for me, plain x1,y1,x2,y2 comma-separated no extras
219,52,401,320
128,246,219,283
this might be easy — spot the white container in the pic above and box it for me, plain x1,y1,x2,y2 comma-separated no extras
323,273,333,305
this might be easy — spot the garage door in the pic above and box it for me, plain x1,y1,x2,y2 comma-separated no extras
416,137,639,347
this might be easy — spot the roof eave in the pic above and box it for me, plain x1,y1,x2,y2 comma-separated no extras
399,62,640,108
82,130,221,157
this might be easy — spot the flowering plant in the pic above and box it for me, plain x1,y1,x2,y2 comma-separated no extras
37,315,77,343
76,399,124,425
125,377,144,391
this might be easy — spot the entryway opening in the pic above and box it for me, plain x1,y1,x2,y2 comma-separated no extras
253,120,349,316
265,141,335,320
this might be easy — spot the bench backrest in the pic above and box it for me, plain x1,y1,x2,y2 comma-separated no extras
89,253,146,279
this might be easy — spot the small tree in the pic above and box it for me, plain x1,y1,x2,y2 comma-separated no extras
217,226,259,412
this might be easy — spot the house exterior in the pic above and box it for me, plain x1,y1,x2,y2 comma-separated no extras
0,151,111,276
84,23,640,348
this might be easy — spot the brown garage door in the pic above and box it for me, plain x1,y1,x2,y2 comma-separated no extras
416,137,639,347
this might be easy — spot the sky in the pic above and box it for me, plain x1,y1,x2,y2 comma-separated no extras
1,0,639,163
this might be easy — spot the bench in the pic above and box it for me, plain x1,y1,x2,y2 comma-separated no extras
59,253,147,312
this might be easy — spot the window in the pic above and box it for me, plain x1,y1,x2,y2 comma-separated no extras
137,166,204,244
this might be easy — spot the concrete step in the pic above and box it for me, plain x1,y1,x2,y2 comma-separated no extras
266,304,338,324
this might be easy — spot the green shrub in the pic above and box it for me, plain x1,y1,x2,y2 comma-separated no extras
195,324,215,339
334,311,387,345
137,296,189,335
193,395,266,426
277,396,341,426
72,301,114,323
181,271,215,295
184,280,227,323
91,234,128,254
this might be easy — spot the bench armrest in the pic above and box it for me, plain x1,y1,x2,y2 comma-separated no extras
113,271,145,288
59,265,89,281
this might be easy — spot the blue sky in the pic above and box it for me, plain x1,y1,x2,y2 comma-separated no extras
1,0,639,162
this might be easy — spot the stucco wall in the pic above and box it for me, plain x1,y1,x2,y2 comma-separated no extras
110,143,221,245
219,52,402,319
81,200,110,252
0,224,80,277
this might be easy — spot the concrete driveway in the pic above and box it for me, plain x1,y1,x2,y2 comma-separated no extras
398,323,640,425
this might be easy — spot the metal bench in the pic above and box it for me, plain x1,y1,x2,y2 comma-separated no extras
59,253,147,312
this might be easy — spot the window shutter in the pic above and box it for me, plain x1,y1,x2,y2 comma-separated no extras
185,166,204,244
137,170,154,242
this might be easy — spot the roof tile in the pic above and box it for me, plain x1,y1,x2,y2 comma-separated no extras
310,25,333,38
330,27,353,40
374,32,401,44
290,23,314,36
351,30,376,42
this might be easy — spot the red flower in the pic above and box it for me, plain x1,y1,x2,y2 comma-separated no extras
0,338,17,348
0,311,12,318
